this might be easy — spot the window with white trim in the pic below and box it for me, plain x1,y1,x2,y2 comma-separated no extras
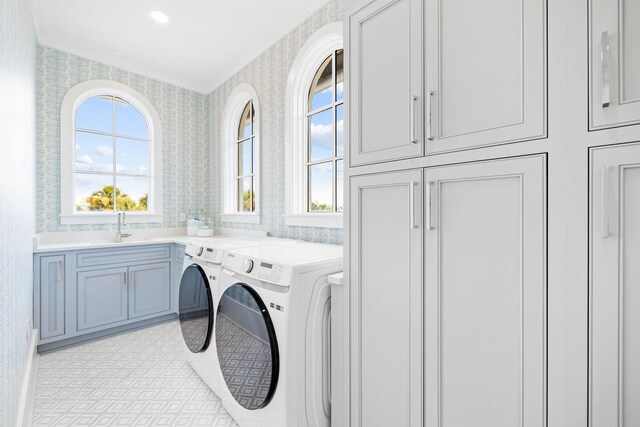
236,100,257,212
284,22,343,228
60,80,163,224
307,49,344,213
221,84,261,224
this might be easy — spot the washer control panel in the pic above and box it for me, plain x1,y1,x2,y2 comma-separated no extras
185,243,223,264
223,253,291,287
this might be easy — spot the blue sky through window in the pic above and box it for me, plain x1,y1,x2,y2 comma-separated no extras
74,95,150,211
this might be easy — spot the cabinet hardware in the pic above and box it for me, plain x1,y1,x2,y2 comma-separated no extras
426,181,434,230
124,272,127,287
410,95,419,143
427,90,434,140
601,31,611,108
409,181,417,229
57,260,63,282
602,164,610,238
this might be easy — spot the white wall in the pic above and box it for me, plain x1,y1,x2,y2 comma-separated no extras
0,0,36,424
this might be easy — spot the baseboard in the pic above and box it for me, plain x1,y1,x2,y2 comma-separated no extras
16,329,38,427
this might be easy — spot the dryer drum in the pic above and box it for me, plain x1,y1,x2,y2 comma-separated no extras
179,264,214,353
215,283,280,410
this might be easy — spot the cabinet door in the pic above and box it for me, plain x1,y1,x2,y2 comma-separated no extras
425,0,546,153
424,156,546,427
590,0,640,129
349,169,423,426
129,262,171,319
348,0,423,166
77,267,128,331
590,143,640,426
39,255,65,340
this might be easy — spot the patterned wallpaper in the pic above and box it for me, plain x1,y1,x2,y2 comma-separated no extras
35,0,343,245
0,0,36,424
207,0,344,245
36,46,210,232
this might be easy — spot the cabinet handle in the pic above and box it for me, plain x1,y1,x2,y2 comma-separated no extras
124,272,127,287
409,181,417,229
427,90,435,141
426,181,433,230
601,31,611,108
410,95,419,144
56,260,63,282
602,164,610,238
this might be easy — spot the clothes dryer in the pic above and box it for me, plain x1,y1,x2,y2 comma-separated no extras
214,241,343,427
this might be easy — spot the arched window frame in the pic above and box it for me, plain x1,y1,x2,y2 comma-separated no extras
221,83,261,224
284,22,343,229
60,79,163,224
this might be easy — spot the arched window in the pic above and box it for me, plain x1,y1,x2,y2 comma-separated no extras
221,84,260,224
307,49,344,213
60,80,162,224
284,23,343,228
236,100,257,212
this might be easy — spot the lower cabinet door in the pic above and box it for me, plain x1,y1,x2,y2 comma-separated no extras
424,155,547,427
590,142,640,426
128,262,171,319
349,169,423,427
39,255,66,340
77,267,128,331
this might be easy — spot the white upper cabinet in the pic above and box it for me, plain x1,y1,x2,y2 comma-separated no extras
590,0,640,130
423,155,547,426
348,0,424,166
590,142,640,426
425,0,547,153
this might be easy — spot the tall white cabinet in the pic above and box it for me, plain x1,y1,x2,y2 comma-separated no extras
349,170,423,426
589,0,640,130
590,143,640,426
424,156,546,426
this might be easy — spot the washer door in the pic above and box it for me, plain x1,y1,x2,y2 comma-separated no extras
179,264,213,353
216,284,279,410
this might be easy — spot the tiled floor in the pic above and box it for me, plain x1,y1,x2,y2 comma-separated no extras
32,321,238,427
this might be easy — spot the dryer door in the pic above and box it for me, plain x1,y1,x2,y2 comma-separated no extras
179,264,213,353
216,283,279,409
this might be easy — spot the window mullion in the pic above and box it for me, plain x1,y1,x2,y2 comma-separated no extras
112,95,117,213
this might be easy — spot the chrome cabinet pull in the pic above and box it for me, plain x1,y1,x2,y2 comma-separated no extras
409,181,417,229
602,164,610,238
57,260,63,282
427,90,435,140
601,31,611,108
426,181,433,230
124,272,127,287
410,95,419,144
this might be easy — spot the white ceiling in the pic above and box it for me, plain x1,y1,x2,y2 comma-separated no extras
32,0,331,93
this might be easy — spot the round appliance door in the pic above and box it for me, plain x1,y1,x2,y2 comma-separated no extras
215,283,279,410
179,264,213,353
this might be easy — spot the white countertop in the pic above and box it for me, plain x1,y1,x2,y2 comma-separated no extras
33,228,268,253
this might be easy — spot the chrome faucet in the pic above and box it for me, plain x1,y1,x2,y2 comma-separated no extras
116,212,132,243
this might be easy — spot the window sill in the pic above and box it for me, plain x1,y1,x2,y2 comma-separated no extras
220,213,261,224
60,214,163,225
283,213,343,229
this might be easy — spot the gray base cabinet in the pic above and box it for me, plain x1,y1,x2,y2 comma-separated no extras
39,255,66,340
34,244,180,351
129,262,171,319
77,267,128,331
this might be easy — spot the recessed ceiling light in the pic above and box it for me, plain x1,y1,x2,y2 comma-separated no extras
150,10,170,24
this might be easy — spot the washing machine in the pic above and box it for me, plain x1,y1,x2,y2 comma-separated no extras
178,236,289,393
215,240,343,427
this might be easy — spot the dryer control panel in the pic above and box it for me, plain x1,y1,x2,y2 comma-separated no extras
222,253,292,288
